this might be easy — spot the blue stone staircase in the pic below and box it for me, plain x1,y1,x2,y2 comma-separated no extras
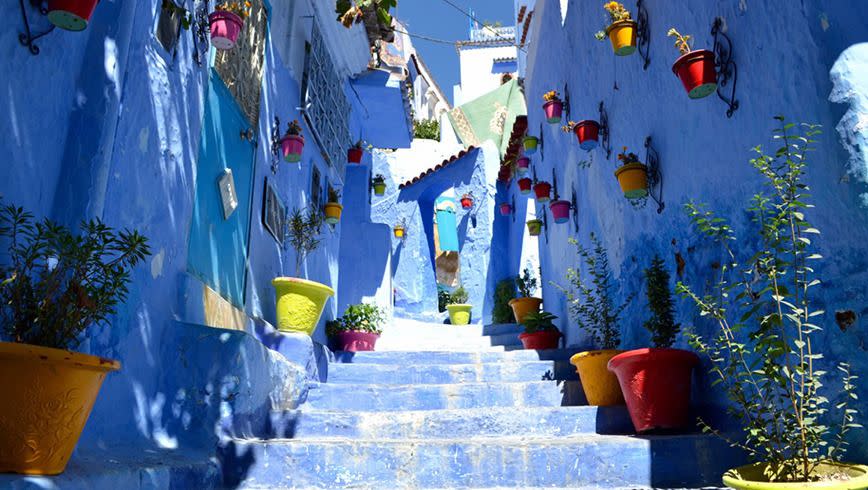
224,320,744,489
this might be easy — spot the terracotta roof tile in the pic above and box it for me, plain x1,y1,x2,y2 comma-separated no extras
398,147,478,189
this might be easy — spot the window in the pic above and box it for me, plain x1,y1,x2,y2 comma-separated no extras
156,0,185,55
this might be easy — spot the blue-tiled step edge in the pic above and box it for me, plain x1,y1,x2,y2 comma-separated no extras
326,359,579,384
333,348,585,365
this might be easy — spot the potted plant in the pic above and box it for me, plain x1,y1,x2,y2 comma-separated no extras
280,120,305,163
327,303,385,352
594,2,637,56
668,28,717,99
519,311,562,350
372,174,387,196
614,146,648,199
492,279,517,324
517,177,533,195
47,0,100,31
543,90,564,124
460,193,474,210
273,207,334,336
348,140,366,164
550,199,571,224
563,120,601,151
0,203,151,475
323,187,343,225
445,286,472,325
499,203,512,216
607,256,699,433
523,135,539,155
508,267,542,323
209,1,252,50
516,156,530,175
533,181,552,203
558,234,632,406
526,219,543,237
678,118,868,489
335,0,397,44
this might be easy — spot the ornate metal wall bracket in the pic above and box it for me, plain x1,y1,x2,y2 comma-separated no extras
541,207,549,244
644,136,665,214
18,0,54,55
570,188,579,231
538,123,545,160
599,101,611,160
712,17,739,118
193,2,211,66
270,116,282,174
511,194,516,223
635,0,651,70
563,83,572,121
551,169,559,201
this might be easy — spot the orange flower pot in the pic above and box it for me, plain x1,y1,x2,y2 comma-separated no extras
508,297,542,324
570,350,625,406
614,162,648,199
324,202,343,225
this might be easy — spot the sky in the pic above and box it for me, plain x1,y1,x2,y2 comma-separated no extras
393,0,515,106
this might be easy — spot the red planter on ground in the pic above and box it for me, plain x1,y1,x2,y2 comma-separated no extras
334,331,380,352
533,182,552,203
549,200,571,223
608,348,699,433
573,120,600,150
672,49,718,99
348,148,364,164
519,330,561,350
517,178,533,195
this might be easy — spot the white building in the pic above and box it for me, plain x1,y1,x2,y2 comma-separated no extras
454,24,519,106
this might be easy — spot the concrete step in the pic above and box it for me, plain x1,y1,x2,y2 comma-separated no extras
326,359,578,384
223,434,744,489
374,320,526,351
301,380,584,411
333,348,583,365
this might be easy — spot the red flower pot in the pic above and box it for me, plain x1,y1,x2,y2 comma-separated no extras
543,100,563,124
533,182,551,203
516,157,530,175
460,197,473,209
517,178,532,195
672,49,718,99
334,331,380,352
608,348,700,433
550,200,571,223
47,0,99,31
348,147,364,164
574,120,600,151
499,203,512,216
281,134,304,163
518,330,561,350
209,11,244,51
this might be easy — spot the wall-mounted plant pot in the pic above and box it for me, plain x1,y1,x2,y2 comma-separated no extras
607,348,699,433
518,330,561,350
517,177,533,195
549,200,571,223
723,462,868,490
208,11,244,50
508,297,542,324
323,202,343,225
533,181,552,203
446,304,473,325
393,226,405,239
523,136,539,155
499,203,512,216
543,100,563,124
333,331,379,352
516,157,530,175
605,20,637,56
281,135,304,163
614,162,649,199
348,148,364,164
460,197,474,209
570,350,625,406
526,219,543,236
672,49,718,99
47,0,99,31
573,120,600,150
0,342,120,475
273,277,335,336
373,182,387,196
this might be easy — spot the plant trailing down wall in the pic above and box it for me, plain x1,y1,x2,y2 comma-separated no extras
335,0,397,44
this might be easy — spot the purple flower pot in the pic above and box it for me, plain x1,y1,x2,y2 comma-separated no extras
516,157,530,175
209,11,243,50
543,100,563,124
281,135,304,163
550,200,571,223
334,331,380,352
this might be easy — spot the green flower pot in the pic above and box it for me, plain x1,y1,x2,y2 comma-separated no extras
446,304,473,325
272,277,335,336
723,461,868,490
523,136,539,155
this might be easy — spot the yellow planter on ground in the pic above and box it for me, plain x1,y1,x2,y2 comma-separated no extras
606,20,637,56
723,461,868,489
614,162,649,199
323,202,343,225
273,277,335,335
446,304,473,325
570,350,625,406
0,342,120,475
508,297,542,324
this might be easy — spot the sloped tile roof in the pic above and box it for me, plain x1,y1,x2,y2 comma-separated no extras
398,146,478,189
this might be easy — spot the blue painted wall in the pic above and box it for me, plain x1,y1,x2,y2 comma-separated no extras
518,0,868,458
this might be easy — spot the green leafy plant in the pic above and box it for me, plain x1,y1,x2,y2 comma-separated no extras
492,279,517,323
0,203,151,350
326,303,385,337
644,255,679,348
594,1,632,40
555,233,632,349
288,207,323,277
667,28,692,55
677,118,860,483
437,287,451,312
449,286,469,305
327,187,341,204
372,174,386,185
522,311,559,334
335,0,396,41
162,0,192,30
413,119,441,141
516,267,538,298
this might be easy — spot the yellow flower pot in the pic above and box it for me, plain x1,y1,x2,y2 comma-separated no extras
606,20,637,56
723,461,868,490
570,350,625,406
272,277,335,336
323,202,343,225
394,226,405,239
0,342,120,475
373,182,387,196
508,296,542,324
614,162,649,199
446,304,473,325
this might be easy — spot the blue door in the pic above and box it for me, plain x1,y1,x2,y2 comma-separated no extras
187,69,256,308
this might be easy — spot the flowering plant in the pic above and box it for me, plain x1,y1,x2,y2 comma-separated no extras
617,146,640,165
594,2,632,40
561,121,579,134
372,174,386,184
667,28,692,55
285,120,303,137
215,1,252,19
543,90,561,103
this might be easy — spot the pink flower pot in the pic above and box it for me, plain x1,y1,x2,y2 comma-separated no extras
516,157,530,175
209,11,244,50
281,135,304,163
499,203,512,216
334,331,380,352
543,100,564,124
550,200,571,223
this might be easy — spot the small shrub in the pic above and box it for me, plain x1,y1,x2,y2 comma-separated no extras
326,303,385,337
643,255,679,348
522,311,559,334
413,119,440,140
288,207,323,276
449,286,469,305
437,288,451,312
515,267,538,298
492,279,516,323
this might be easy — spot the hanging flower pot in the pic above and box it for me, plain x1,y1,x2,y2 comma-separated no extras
526,219,543,237
393,225,405,239
549,200,571,223
668,29,718,99
460,193,474,210
372,175,387,197
533,181,552,203
499,203,512,216
323,202,343,225
573,120,600,150
516,157,530,175
208,11,244,50
523,136,539,155
542,91,564,124
348,147,364,164
517,177,533,195
47,0,99,31
614,147,648,199
605,20,637,56
280,121,304,163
